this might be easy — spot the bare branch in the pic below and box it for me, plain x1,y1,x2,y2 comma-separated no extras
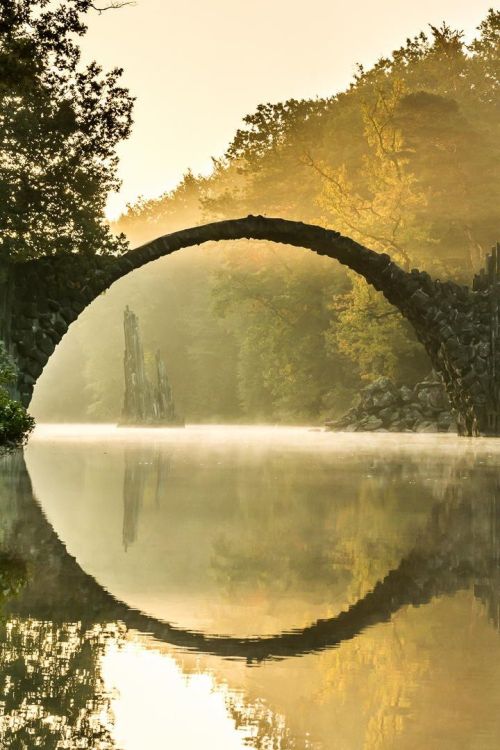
302,149,411,269
91,1,136,15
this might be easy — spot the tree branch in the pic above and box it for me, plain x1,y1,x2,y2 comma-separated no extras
303,150,411,268
90,1,136,14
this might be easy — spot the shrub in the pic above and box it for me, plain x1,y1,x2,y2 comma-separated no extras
0,390,35,446
0,343,35,447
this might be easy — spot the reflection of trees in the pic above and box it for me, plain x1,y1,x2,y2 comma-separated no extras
209,475,350,597
306,455,500,749
0,619,121,749
5,446,498,659
225,694,294,750
209,453,437,604
2,448,499,663
0,553,27,606
0,453,123,748
1,446,500,746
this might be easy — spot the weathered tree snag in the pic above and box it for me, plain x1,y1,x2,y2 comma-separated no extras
153,350,177,423
1,216,499,435
122,305,151,423
121,306,180,425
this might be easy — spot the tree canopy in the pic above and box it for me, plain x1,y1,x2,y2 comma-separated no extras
0,0,133,262
34,10,500,424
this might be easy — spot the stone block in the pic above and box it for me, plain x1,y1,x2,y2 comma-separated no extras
399,385,414,402
36,333,55,357
360,416,383,431
52,317,67,336
373,391,397,409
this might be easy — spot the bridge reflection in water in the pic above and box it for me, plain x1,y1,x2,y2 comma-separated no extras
1,427,500,747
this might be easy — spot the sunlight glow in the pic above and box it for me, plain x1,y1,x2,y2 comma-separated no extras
81,0,494,218
100,641,254,750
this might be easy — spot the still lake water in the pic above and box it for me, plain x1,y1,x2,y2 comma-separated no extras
1,425,500,748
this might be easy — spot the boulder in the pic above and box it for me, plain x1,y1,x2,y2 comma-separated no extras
373,391,397,409
326,372,455,434
399,385,414,403
360,416,383,431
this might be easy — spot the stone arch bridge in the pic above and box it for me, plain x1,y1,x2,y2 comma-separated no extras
1,216,499,436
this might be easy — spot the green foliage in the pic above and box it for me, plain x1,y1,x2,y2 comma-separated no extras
214,13,499,402
0,342,16,387
0,390,34,446
315,80,428,268
33,10,500,423
0,342,34,446
32,247,242,423
327,275,428,383
212,244,353,420
0,0,133,261
116,171,205,246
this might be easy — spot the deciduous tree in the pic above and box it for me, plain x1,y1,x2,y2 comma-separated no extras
0,0,133,261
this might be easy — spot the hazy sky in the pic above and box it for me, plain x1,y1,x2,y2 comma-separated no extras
80,0,494,218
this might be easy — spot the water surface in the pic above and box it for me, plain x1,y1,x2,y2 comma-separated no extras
0,425,499,748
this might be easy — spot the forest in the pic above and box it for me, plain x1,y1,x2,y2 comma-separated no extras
32,10,500,424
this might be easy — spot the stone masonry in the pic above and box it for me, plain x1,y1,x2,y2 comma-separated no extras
326,374,455,433
0,216,498,436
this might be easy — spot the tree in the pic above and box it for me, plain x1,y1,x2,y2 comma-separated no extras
0,0,133,262
326,274,427,384
394,90,500,272
212,244,352,421
313,19,500,383
312,80,426,269
35,10,500,423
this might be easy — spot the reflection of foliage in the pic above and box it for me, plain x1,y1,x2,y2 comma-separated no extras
310,593,500,750
0,620,123,748
313,610,431,749
0,554,27,606
208,458,352,598
209,456,437,605
211,532,346,598
226,694,298,750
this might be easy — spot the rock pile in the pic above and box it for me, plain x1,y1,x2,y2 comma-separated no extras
326,373,456,433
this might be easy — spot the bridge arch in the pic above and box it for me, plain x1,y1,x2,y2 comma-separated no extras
5,216,493,434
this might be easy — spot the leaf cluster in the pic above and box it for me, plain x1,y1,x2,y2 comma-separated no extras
0,0,133,261
0,341,34,445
